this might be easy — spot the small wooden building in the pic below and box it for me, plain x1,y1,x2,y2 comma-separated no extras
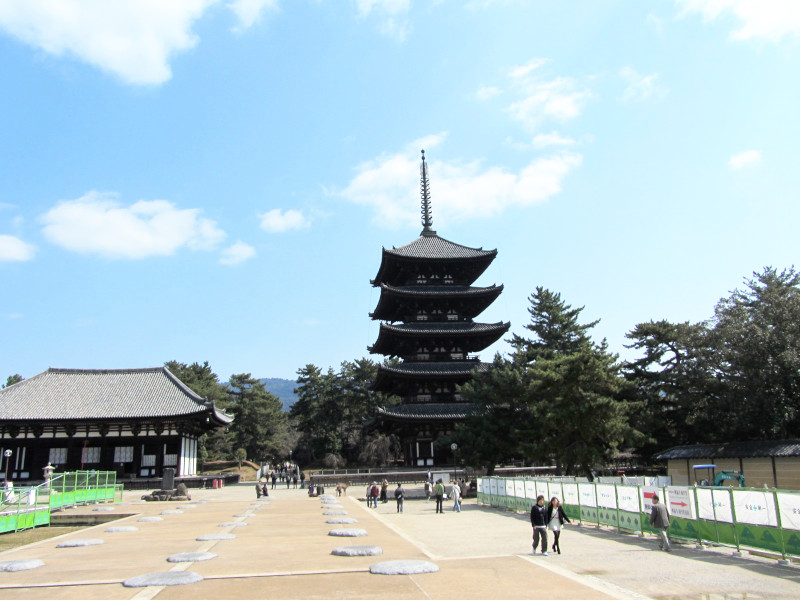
0,367,232,482
656,440,800,489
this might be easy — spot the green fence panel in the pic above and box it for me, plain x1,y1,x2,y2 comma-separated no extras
782,530,800,556
479,476,800,560
618,510,640,532
597,507,618,527
736,524,783,554
580,506,598,523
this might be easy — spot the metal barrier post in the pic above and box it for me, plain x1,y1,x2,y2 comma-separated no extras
773,490,790,565
693,484,703,548
729,488,742,556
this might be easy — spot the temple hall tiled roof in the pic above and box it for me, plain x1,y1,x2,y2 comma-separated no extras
656,440,800,460
385,233,495,260
0,367,233,423
375,402,477,421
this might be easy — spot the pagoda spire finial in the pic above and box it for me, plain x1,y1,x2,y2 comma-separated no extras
420,149,436,236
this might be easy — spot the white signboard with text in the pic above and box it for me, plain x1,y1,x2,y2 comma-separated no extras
617,485,640,513
524,480,536,500
777,492,800,531
578,483,597,507
732,490,777,527
548,482,563,503
640,486,660,514
666,486,696,520
596,484,617,509
514,479,525,499
562,483,579,506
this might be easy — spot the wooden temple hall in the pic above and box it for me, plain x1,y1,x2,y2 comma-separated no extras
0,367,232,482
367,150,509,467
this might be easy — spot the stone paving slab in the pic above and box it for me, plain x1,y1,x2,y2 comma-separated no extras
1,483,799,600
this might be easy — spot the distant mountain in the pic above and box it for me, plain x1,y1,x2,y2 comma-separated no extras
260,378,297,411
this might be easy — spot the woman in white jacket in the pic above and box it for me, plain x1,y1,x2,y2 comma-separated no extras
545,497,571,554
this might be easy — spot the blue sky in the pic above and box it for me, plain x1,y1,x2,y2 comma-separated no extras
1,1,799,383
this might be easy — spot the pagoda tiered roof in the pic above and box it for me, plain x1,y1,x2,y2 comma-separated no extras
374,402,477,422
369,321,510,356
371,232,497,286
372,360,488,393
369,283,504,321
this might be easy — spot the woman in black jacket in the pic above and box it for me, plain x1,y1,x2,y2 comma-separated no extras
545,497,571,554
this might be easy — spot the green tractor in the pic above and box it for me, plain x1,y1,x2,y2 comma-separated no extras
692,464,746,488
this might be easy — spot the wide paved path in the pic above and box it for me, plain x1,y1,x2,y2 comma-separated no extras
1,483,799,599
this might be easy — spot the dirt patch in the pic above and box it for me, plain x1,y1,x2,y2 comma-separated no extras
0,526,85,552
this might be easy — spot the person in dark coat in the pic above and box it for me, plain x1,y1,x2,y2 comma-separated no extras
530,495,548,555
271,471,277,489
650,494,671,551
380,479,389,503
394,483,405,513
545,497,571,554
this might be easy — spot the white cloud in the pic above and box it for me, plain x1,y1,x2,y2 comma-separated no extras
0,0,218,85
0,235,35,261
620,67,667,102
355,0,411,40
505,59,591,132
219,240,256,265
40,191,226,259
340,145,582,228
729,149,762,169
533,131,576,148
509,58,548,79
228,0,278,30
676,0,800,42
0,0,274,85
476,85,503,101
259,208,310,233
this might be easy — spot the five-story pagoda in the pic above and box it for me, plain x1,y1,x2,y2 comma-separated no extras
368,151,510,467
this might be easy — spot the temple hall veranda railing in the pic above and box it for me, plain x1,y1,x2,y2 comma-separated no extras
1,471,122,534
478,476,800,563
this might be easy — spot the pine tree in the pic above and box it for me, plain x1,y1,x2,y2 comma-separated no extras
228,373,288,464
513,288,634,475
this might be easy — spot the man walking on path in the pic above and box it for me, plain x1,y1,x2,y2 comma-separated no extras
434,479,445,513
650,494,671,551
394,483,405,513
451,480,461,512
530,495,548,555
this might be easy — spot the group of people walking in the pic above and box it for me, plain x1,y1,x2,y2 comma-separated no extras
530,492,672,556
530,495,570,555
255,469,305,497
431,478,461,513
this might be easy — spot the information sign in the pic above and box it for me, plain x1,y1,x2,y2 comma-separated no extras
524,480,536,500
562,483,579,506
777,492,800,531
578,483,597,507
596,484,617,509
732,490,777,527
617,485,639,513
666,486,695,519
640,486,659,514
